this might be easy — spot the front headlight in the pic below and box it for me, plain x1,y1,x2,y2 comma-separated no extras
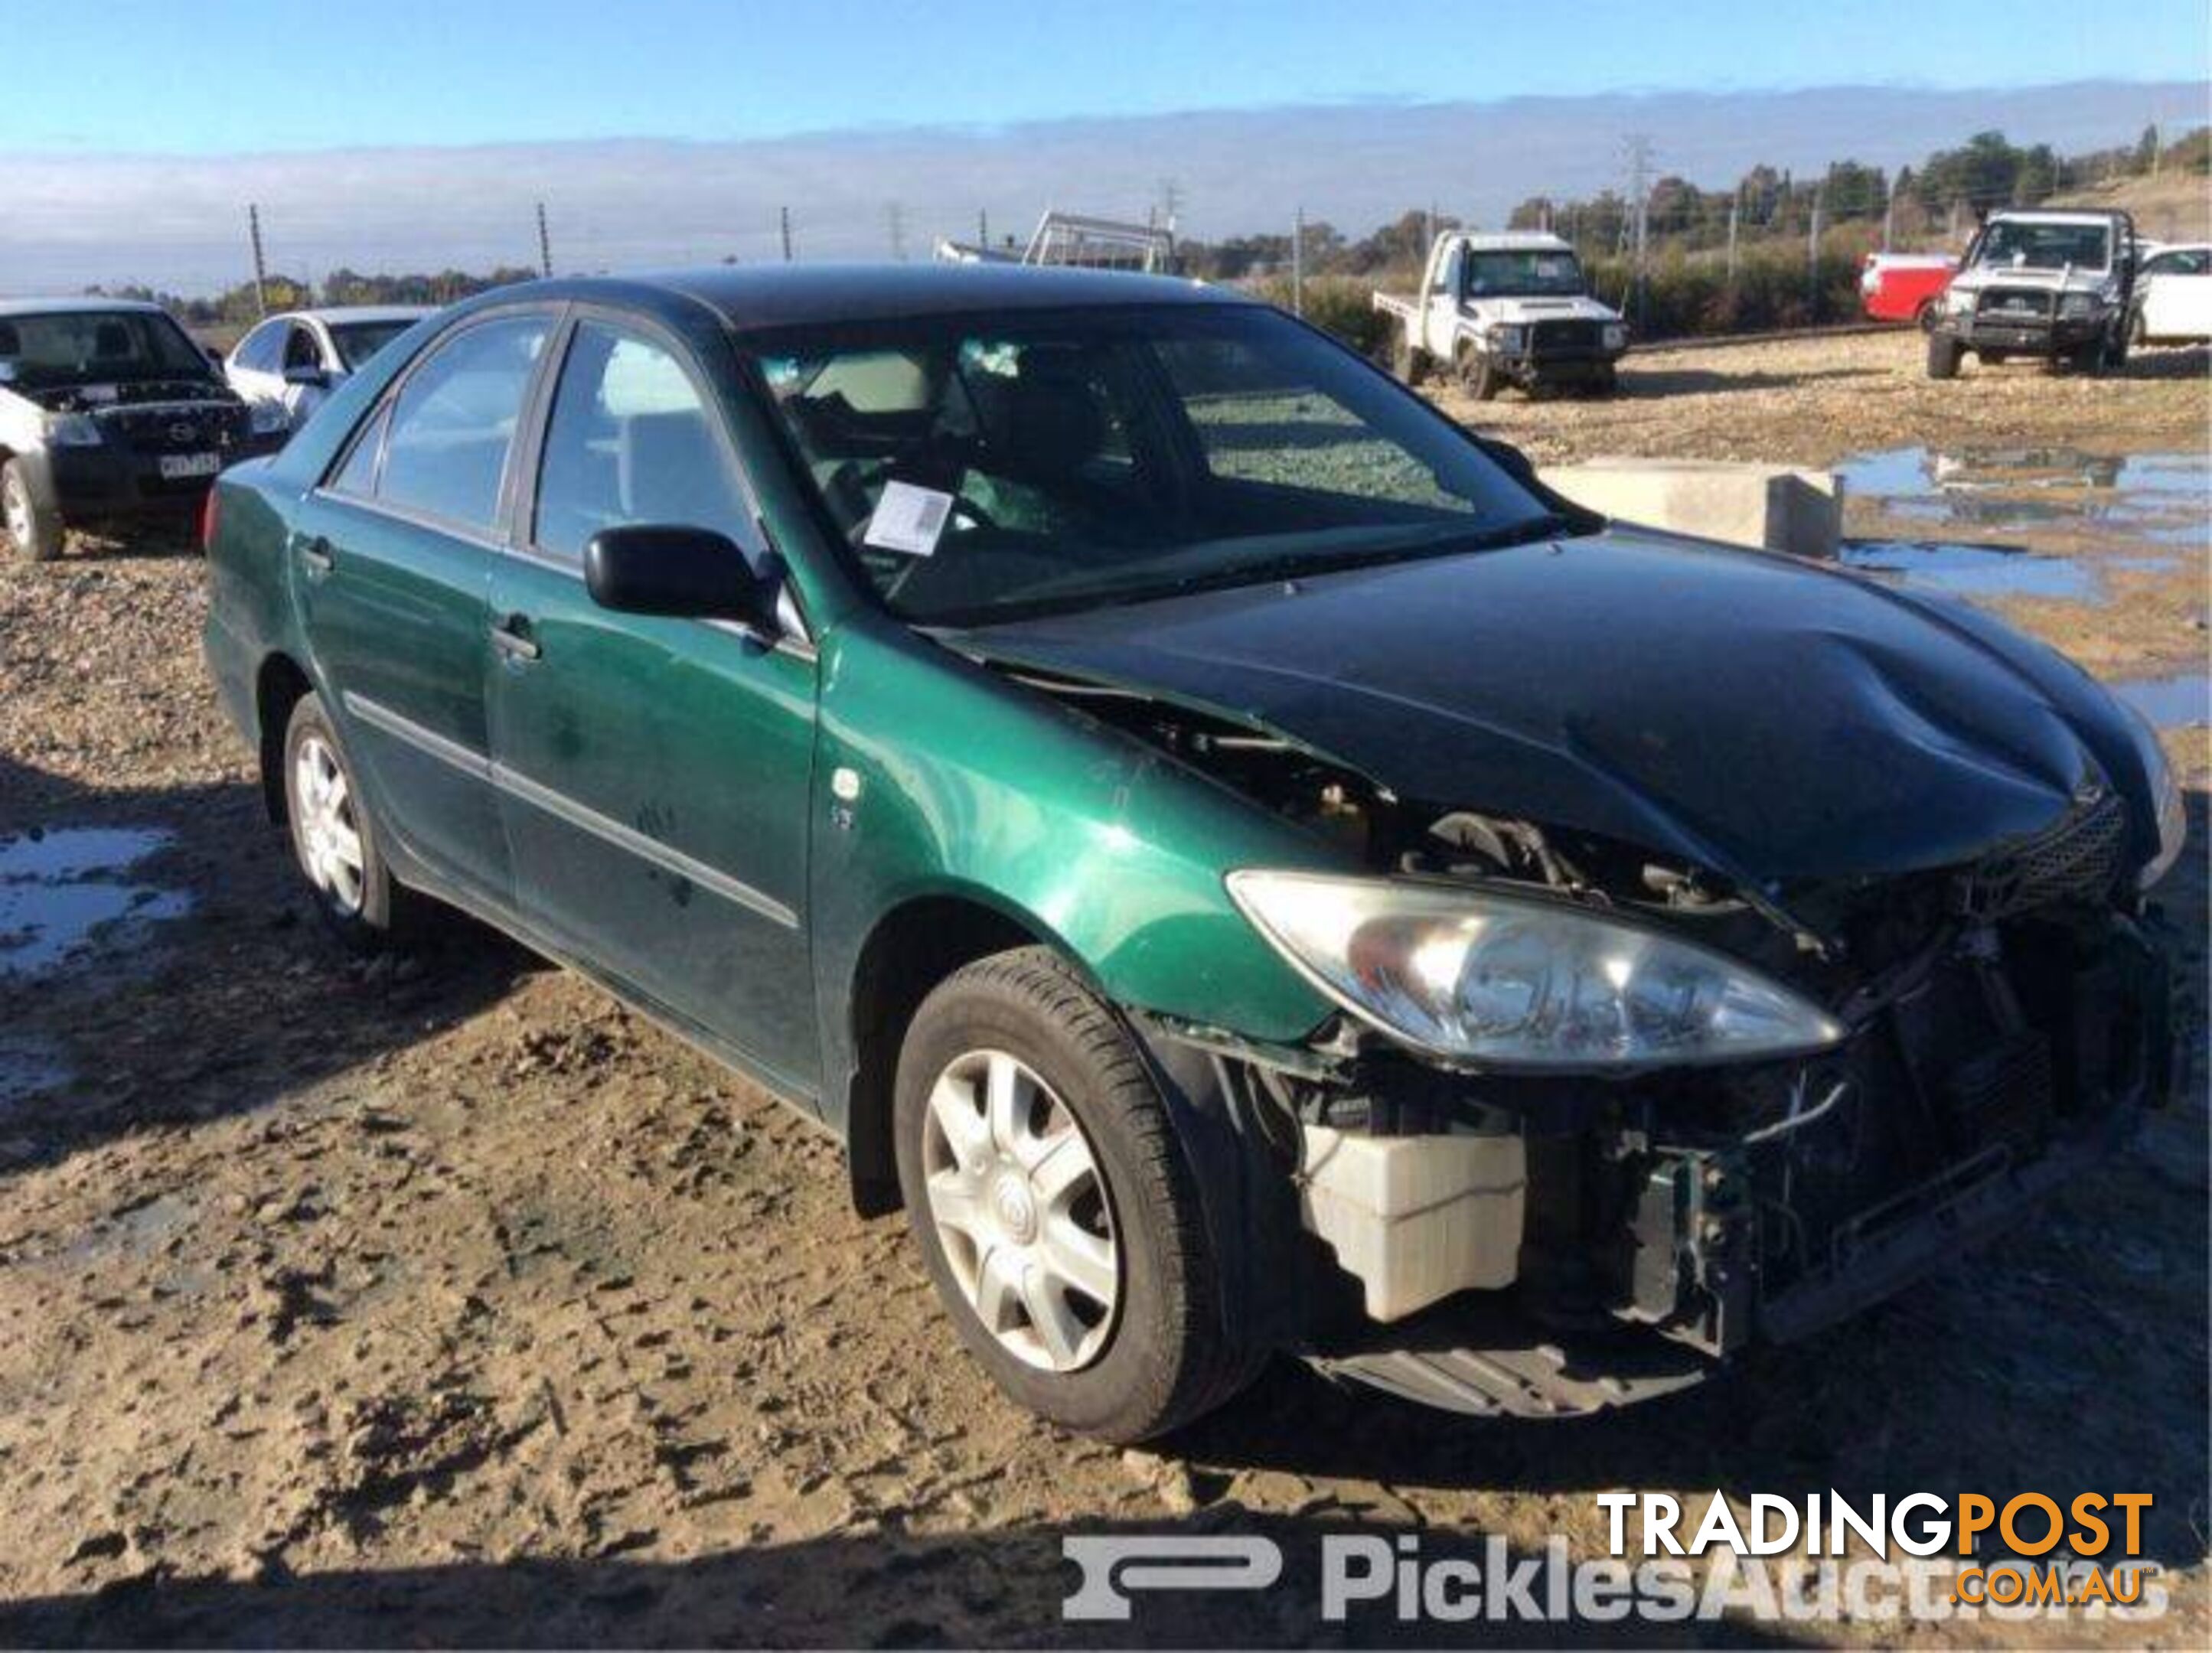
1602,323,1627,350
2057,292,2103,320
1943,285,1975,315
249,399,290,436
1491,325,1525,354
1227,870,1845,1069
46,412,103,447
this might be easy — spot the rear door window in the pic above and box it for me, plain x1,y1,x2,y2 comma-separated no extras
374,315,550,534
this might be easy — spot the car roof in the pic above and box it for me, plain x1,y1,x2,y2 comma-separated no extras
272,306,433,328
1450,232,1576,253
0,296,174,320
1985,211,2122,227
462,262,1251,335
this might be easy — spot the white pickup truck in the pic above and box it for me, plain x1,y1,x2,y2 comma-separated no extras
1374,231,1629,399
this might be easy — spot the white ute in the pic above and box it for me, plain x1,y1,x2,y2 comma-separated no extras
1374,231,1629,399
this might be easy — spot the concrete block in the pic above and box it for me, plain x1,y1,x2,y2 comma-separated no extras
1537,458,1842,559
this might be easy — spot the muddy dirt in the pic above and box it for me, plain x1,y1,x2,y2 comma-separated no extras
1,331,2207,1647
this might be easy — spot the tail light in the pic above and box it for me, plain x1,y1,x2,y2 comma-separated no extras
199,484,221,553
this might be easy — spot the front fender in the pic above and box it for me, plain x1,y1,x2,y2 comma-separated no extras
807,616,1339,1123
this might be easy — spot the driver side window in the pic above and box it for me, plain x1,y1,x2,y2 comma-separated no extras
533,321,751,565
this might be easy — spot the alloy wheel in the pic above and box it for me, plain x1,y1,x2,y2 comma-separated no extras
292,735,366,915
920,1048,1120,1372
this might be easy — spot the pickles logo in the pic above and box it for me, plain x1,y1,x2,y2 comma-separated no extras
1061,1535,1283,1621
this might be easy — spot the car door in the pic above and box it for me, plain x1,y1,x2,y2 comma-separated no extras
292,308,556,909
488,310,821,1094
2166,250,2212,338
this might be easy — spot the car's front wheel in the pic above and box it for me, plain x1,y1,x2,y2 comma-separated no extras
893,947,1258,1442
282,692,415,947
2,459,62,562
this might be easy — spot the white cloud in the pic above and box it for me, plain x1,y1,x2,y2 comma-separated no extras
3,81,2196,294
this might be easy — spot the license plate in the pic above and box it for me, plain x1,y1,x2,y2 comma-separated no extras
158,452,220,481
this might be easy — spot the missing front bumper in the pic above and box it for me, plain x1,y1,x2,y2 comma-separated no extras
1285,913,2173,1420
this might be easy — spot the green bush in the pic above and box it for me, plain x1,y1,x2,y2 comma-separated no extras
1247,274,1396,360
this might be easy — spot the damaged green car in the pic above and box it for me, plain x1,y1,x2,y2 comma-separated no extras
203,266,2184,1441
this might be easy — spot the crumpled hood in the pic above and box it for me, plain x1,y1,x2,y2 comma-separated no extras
958,529,2149,888
1466,294,1621,326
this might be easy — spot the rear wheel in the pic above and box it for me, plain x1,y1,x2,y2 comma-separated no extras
893,947,1257,1443
1391,332,1431,386
282,693,416,948
2,459,62,562
1913,298,1940,333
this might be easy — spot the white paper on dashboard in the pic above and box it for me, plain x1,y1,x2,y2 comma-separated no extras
863,481,954,556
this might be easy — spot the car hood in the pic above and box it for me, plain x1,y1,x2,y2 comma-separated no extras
1465,295,1621,326
954,528,2140,889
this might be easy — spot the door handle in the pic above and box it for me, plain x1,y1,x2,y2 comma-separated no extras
295,534,334,575
490,615,541,662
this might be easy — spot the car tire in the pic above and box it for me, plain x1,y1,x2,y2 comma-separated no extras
1914,299,1940,333
892,946,1255,1443
1925,335,1962,380
1392,334,1430,386
2,459,63,562
1457,343,1500,401
281,692,415,949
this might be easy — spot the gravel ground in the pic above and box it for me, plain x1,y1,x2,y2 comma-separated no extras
0,330,2206,1647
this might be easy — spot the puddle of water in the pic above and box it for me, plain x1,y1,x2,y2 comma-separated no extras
0,827,191,979
1840,540,2099,602
1838,445,2209,610
2109,673,2212,730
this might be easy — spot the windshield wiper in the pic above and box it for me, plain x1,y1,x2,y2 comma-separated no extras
1156,512,1577,600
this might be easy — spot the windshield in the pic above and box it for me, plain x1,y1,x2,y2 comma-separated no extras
750,304,1559,626
1463,249,1588,298
0,309,212,387
1974,220,2111,272
329,319,417,371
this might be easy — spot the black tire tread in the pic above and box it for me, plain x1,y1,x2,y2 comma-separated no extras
900,946,1261,1441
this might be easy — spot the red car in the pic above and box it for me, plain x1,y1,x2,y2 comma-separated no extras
1860,253,1956,328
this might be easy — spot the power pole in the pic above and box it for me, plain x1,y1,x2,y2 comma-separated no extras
1881,181,1894,251
1726,197,1740,288
1806,185,1825,321
536,201,553,278
780,205,793,262
247,204,269,318
1291,206,1305,317
1624,133,1653,333
977,207,988,249
885,202,907,262
1157,177,1182,232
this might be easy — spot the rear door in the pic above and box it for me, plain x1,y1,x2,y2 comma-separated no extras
292,308,556,908
487,310,821,1094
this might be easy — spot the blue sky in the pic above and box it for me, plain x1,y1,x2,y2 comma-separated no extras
5,0,2206,153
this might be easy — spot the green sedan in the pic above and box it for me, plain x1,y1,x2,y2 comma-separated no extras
202,266,2182,1441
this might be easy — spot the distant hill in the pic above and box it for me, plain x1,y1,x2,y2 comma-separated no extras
2057,173,2211,242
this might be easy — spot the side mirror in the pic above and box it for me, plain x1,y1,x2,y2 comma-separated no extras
204,346,225,367
584,525,776,631
282,364,328,388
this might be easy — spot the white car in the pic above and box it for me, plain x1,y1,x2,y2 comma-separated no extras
1374,232,1629,398
2132,243,2211,346
223,306,429,434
